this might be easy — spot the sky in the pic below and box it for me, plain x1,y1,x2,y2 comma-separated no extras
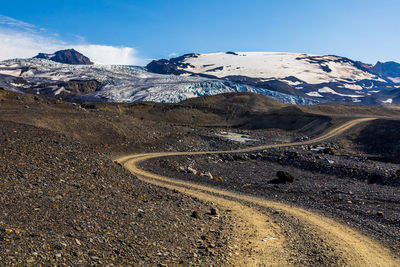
0,0,399,65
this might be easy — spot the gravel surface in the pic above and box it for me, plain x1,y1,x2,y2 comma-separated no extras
141,147,400,254
2,88,400,264
0,120,236,266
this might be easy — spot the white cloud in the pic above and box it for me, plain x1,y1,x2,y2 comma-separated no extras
74,45,137,65
168,52,179,58
0,30,60,60
0,15,141,65
0,15,36,31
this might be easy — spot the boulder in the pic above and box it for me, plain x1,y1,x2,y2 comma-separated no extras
275,171,295,183
210,208,218,216
191,211,200,219
323,147,335,155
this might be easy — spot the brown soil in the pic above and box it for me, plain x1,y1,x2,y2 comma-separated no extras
0,121,237,266
1,88,400,265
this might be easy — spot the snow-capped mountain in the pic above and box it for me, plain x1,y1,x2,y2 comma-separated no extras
1,50,399,105
0,58,318,105
147,52,400,105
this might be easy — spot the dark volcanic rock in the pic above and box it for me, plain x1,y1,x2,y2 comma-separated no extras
321,65,332,73
323,147,335,155
0,120,233,266
31,79,100,101
210,208,218,216
191,211,200,219
34,49,93,65
146,54,199,75
274,171,295,184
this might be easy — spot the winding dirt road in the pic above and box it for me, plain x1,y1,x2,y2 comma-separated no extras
117,118,400,266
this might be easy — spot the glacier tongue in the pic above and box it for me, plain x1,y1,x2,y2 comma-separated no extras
80,79,319,105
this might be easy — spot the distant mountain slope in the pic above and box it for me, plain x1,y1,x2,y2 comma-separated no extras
147,52,400,105
0,58,317,105
370,61,400,83
34,49,93,65
148,52,379,83
1,51,400,105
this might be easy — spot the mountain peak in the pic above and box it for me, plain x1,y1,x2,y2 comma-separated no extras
34,49,93,65
371,61,400,83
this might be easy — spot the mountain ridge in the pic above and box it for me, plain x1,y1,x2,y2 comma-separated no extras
1,50,400,105
146,52,400,105
370,61,400,83
34,49,93,65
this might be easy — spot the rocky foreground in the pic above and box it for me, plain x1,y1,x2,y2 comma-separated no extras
141,144,400,253
1,89,400,265
0,121,237,266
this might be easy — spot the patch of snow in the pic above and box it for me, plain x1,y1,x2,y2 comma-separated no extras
318,87,337,93
318,87,364,97
311,147,325,153
343,84,363,90
382,98,393,104
0,69,21,77
306,91,323,97
216,132,257,143
10,82,22,87
21,70,35,77
54,86,70,95
341,83,363,90
364,82,374,89
9,82,29,88
388,77,400,83
283,79,302,86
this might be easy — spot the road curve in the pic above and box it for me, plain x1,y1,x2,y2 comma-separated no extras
117,118,400,266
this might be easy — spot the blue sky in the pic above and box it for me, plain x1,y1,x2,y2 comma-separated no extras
0,0,399,65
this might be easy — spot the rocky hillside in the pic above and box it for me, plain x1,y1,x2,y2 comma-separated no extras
370,61,400,83
34,49,93,65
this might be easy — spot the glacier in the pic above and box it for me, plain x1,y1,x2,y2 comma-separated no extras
0,58,319,105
